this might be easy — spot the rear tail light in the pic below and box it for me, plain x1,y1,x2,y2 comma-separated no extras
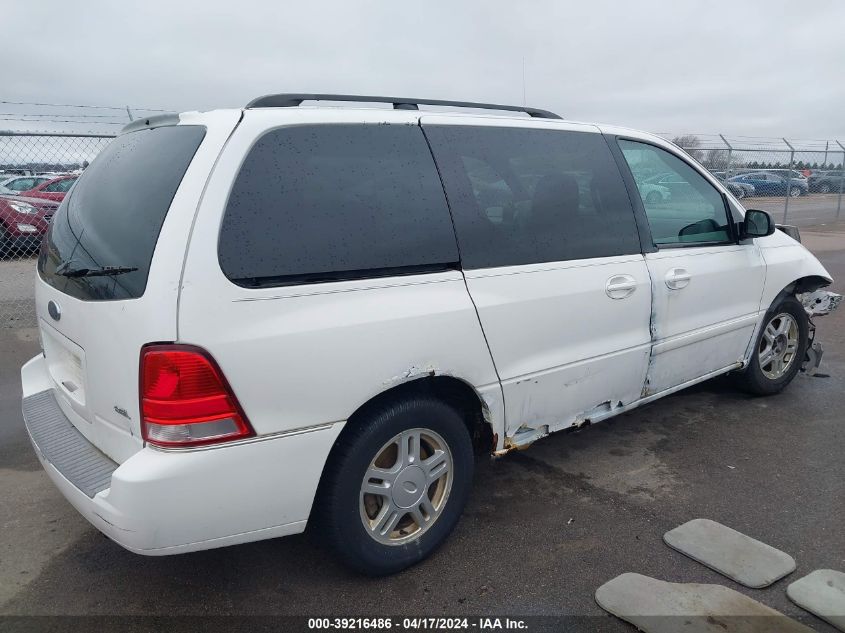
140,344,254,447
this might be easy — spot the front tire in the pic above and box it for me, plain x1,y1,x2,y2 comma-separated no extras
818,182,831,194
789,186,802,197
645,191,662,204
732,296,808,395
315,395,474,575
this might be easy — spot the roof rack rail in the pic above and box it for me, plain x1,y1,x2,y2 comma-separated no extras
245,93,561,120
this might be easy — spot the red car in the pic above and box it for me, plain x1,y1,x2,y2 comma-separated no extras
19,175,78,202
0,194,58,258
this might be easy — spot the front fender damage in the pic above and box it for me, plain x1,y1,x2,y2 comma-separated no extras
802,289,843,317
800,290,842,375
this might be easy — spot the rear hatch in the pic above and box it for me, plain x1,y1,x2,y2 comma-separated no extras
33,111,242,463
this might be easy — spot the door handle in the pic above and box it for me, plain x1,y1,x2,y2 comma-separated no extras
606,274,637,299
665,268,691,290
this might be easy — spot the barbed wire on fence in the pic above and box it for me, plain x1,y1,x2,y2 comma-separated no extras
0,99,169,112
0,99,172,135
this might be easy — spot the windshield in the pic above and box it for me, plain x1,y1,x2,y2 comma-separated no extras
38,125,206,301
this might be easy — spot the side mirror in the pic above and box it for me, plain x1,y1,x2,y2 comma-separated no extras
740,209,775,239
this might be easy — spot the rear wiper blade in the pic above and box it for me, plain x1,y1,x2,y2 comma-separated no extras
56,265,138,278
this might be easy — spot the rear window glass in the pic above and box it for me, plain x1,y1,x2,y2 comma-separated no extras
424,125,641,269
38,125,205,301
218,124,459,286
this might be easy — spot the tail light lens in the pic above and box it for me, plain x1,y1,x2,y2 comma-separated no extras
140,344,254,447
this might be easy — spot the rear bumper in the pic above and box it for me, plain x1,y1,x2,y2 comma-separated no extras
21,355,344,555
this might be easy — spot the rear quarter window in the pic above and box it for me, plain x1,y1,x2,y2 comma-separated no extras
218,124,459,287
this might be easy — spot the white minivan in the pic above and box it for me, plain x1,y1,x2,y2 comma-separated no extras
21,94,836,575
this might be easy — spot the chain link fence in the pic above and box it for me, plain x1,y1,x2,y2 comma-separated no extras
2,129,845,330
0,131,114,328
662,134,845,224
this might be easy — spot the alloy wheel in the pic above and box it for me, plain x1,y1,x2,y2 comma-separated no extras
359,428,453,546
758,312,800,379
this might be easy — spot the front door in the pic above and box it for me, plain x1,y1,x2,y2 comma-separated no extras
617,139,766,394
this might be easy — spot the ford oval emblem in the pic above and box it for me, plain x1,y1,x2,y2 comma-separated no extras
47,300,61,321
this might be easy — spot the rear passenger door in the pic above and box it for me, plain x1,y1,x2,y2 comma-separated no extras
616,139,766,394
424,118,652,443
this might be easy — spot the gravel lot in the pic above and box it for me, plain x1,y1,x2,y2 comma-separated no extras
0,259,36,329
752,193,845,227
0,226,843,632
0,259,33,302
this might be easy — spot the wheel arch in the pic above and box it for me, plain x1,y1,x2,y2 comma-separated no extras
341,375,496,456
768,275,831,311
308,374,497,528
743,276,822,367
758,237,833,311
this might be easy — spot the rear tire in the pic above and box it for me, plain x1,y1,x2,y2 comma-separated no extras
789,186,802,197
315,395,474,576
818,182,831,194
732,295,808,395
645,191,661,204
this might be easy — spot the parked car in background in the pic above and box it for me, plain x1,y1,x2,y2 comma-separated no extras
642,172,691,197
808,170,845,194
19,175,78,201
712,173,754,199
646,171,755,200
0,175,51,196
764,169,809,183
0,194,58,257
729,172,808,197
635,180,671,203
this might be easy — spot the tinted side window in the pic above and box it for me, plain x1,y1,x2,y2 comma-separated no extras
219,124,459,286
619,140,732,246
424,126,640,269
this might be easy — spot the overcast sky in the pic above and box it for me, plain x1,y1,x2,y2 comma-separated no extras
5,0,845,141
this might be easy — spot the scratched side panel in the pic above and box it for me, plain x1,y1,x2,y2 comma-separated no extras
464,255,652,441
757,235,833,309
179,272,502,437
643,245,765,394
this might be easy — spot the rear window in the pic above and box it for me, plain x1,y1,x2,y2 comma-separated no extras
38,125,206,301
218,124,459,287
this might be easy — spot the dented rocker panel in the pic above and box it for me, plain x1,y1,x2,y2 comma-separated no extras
490,232,835,454
463,255,652,446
